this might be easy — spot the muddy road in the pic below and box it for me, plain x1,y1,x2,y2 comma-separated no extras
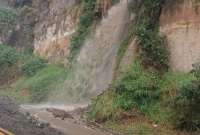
0,97,112,135
0,97,65,135
20,104,112,135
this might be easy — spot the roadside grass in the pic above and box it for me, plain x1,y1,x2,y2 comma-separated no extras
0,44,69,103
88,59,195,135
12,65,68,103
88,90,119,122
104,119,192,135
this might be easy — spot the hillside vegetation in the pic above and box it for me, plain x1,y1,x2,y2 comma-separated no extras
0,0,199,135
0,44,68,103
88,0,200,134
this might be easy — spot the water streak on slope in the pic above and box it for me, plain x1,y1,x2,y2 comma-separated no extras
49,0,129,103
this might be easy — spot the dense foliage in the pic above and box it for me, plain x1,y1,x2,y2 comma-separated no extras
16,66,68,102
173,64,200,131
0,44,68,102
0,44,46,77
22,57,46,77
89,90,118,122
0,8,17,30
0,44,20,67
69,0,96,61
115,60,160,111
135,0,168,70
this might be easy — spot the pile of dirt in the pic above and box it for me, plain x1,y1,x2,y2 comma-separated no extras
0,96,67,135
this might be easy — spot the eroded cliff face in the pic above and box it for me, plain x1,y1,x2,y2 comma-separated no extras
160,0,200,72
33,0,80,61
48,0,130,103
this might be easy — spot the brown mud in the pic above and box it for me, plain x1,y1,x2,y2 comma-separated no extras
20,104,114,135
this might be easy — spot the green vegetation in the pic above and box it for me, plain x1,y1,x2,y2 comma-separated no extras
69,0,96,61
89,90,119,122
135,0,168,70
0,1,199,134
86,1,199,134
0,44,20,67
14,65,68,102
0,8,17,29
115,59,160,111
0,45,21,84
0,44,68,102
89,58,196,133
173,64,200,131
22,57,46,76
0,44,46,76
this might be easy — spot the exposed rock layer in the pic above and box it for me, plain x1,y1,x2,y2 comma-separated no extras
160,0,200,72
33,0,80,61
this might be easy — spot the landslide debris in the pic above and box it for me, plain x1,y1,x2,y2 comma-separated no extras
0,96,67,135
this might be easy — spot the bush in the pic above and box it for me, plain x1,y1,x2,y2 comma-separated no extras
135,0,169,70
115,60,160,111
15,65,68,102
173,65,200,131
0,44,20,67
0,8,17,28
136,23,168,70
22,57,46,76
88,90,119,122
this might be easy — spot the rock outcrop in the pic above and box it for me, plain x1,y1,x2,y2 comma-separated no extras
160,0,200,72
33,0,80,61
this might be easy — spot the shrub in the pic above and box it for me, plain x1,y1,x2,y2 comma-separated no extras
0,8,17,40
115,59,160,111
15,65,68,102
0,8,17,29
173,64,200,131
135,0,169,70
136,23,168,70
174,80,200,131
22,57,46,76
88,90,119,122
0,44,20,67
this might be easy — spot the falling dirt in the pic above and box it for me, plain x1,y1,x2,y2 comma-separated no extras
0,96,114,135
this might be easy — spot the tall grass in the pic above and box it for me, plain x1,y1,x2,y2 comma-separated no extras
14,65,68,102
0,44,69,103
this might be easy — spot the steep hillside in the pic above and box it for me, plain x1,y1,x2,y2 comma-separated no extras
88,0,200,135
161,0,200,72
48,0,130,103
33,0,80,61
0,0,200,135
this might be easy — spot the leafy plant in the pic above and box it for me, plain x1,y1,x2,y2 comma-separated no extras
173,64,200,131
115,59,160,111
15,65,68,102
0,8,17,28
135,0,168,70
88,90,119,122
0,8,17,38
22,57,46,76
0,44,20,67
